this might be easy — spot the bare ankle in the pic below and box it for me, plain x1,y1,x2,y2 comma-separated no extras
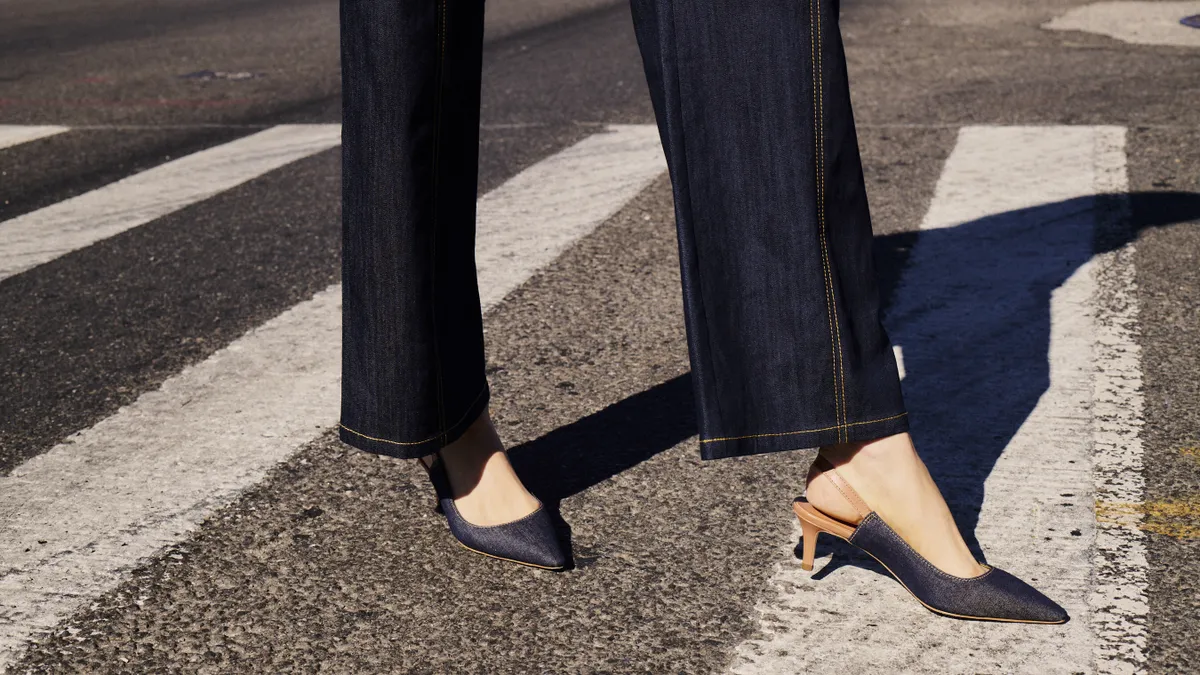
431,410,505,494
440,411,502,459
820,432,916,465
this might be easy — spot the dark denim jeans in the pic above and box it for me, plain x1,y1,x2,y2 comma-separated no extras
339,0,908,461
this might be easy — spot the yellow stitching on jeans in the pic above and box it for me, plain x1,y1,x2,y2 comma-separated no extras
809,0,839,440
810,0,844,442
820,7,849,444
698,412,908,444
339,386,487,447
810,0,835,435
815,0,848,442
816,2,843,440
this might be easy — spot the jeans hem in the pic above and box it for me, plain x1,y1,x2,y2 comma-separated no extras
698,411,909,460
337,385,490,459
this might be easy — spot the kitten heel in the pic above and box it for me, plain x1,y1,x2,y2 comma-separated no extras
794,494,857,572
799,516,819,571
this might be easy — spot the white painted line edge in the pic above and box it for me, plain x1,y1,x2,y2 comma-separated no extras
1043,1,1200,48
0,125,70,151
475,124,667,307
1088,128,1149,675
0,124,342,282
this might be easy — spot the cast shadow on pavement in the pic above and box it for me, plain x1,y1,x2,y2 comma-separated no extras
510,190,1200,574
509,375,697,567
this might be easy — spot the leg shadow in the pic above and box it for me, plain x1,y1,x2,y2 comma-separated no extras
873,190,1200,559
801,537,892,581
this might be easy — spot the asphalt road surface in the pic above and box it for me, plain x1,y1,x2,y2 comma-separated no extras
2,0,1199,672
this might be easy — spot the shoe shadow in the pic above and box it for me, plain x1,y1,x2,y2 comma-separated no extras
802,538,891,581
508,190,1200,571
508,375,697,568
874,190,1200,563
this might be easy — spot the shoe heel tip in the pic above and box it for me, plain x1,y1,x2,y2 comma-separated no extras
801,561,813,572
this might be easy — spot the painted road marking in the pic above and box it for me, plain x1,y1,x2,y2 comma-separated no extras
0,124,342,282
1044,2,1200,47
1090,144,1149,675
476,124,665,306
0,125,665,669
730,127,1142,674
0,126,69,151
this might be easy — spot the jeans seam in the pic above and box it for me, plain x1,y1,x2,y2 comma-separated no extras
818,1,849,442
810,0,846,442
339,386,488,447
697,412,907,444
430,0,449,443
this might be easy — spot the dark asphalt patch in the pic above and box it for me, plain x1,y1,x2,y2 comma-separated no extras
0,0,331,60
1128,126,1200,674
841,0,1200,130
481,3,652,127
0,0,343,127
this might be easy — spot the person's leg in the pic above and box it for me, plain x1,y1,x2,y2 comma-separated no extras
628,0,981,575
338,0,536,525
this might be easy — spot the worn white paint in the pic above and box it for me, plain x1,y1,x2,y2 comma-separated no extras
1044,2,1200,47
0,125,69,151
0,125,664,670
1089,139,1148,675
0,124,342,282
730,127,1143,674
475,124,666,306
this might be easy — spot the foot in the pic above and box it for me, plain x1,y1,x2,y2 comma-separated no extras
804,432,987,578
420,410,541,527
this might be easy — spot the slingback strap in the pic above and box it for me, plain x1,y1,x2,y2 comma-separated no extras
813,454,872,519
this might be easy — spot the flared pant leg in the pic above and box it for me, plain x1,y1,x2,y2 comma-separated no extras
338,0,908,461
628,0,909,459
338,0,489,457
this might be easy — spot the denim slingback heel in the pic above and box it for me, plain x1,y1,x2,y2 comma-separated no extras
419,454,568,571
794,456,1069,624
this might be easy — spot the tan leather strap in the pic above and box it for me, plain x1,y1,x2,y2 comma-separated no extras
814,454,872,519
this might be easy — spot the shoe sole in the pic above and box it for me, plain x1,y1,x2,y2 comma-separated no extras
451,537,568,571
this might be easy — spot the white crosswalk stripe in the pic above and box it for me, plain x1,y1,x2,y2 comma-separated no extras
0,124,665,669
0,124,341,282
0,126,69,151
730,126,1145,674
